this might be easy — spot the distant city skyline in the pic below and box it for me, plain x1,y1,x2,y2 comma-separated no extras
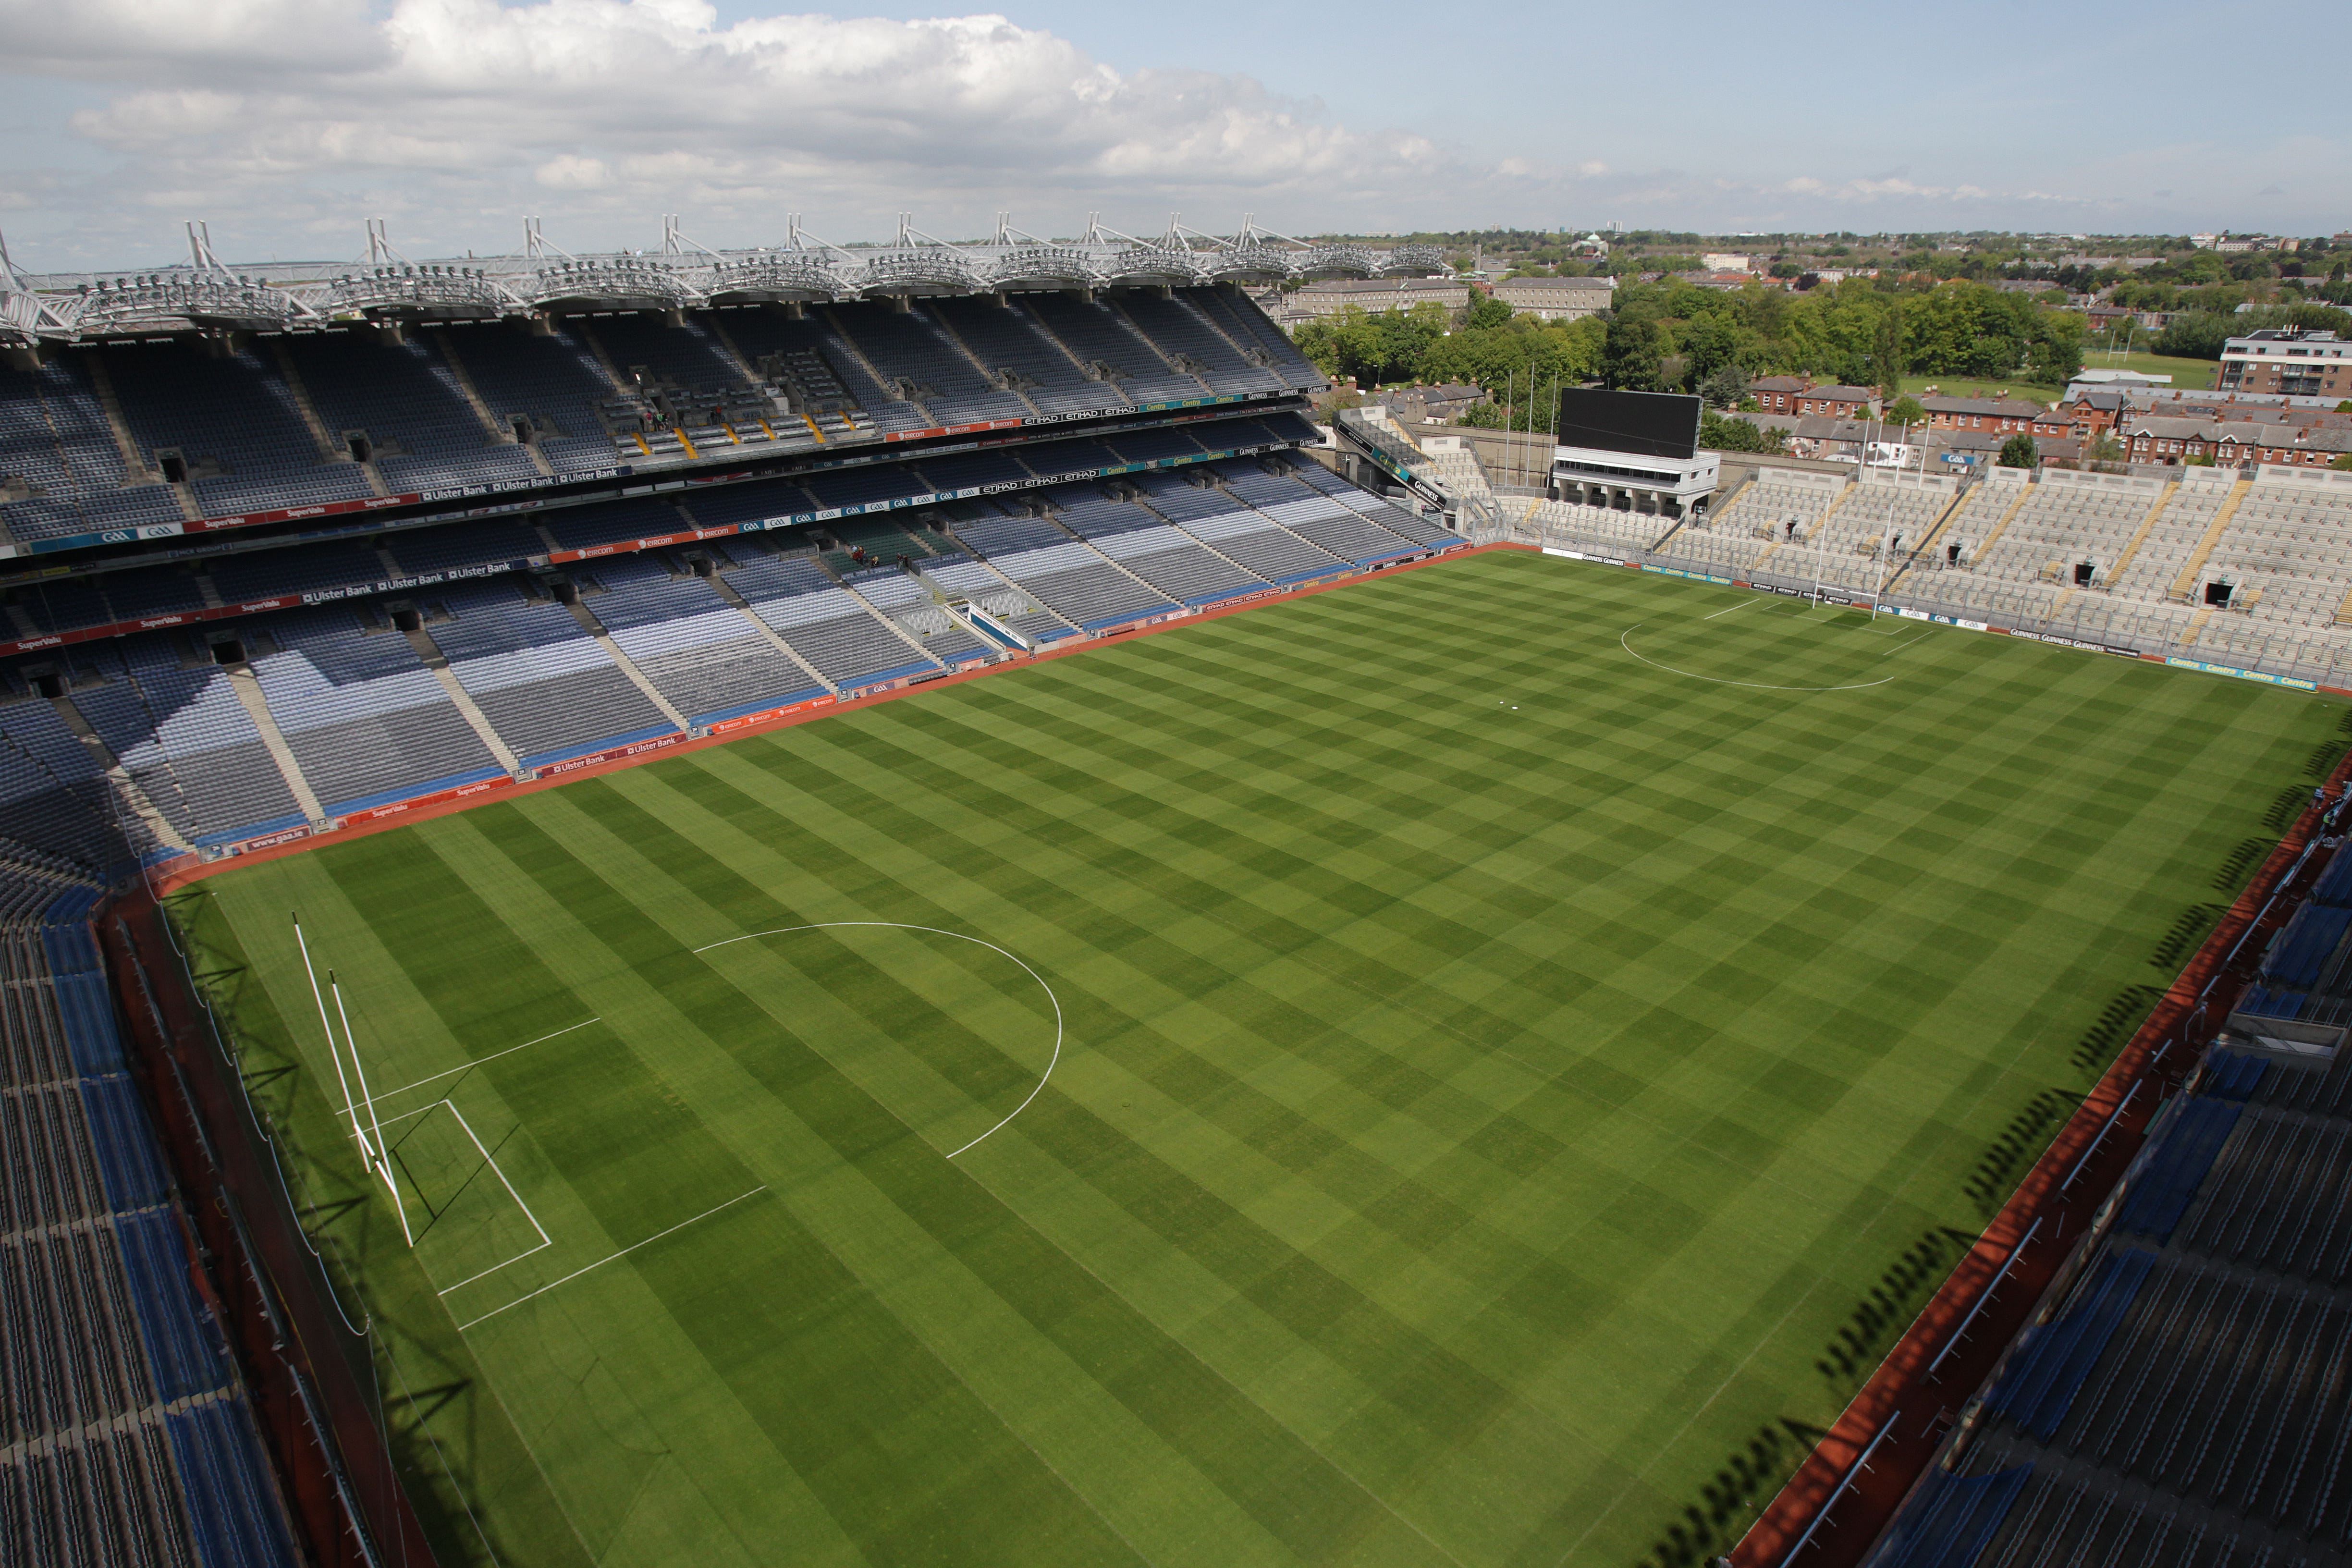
1,0,2344,271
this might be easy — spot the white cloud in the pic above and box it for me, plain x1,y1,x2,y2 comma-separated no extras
3,0,1500,260
0,0,2329,267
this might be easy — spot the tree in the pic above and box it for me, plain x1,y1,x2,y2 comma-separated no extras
1463,294,1513,330
2088,432,2128,464
1698,363,1751,409
1871,298,1906,398
1997,434,2039,469
1600,316,1668,391
1883,395,1927,428
1699,411,1787,453
2151,313,2237,359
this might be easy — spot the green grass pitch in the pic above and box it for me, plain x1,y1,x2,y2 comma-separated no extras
172,551,2342,1568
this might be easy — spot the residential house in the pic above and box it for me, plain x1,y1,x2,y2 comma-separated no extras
2063,388,2130,443
1920,396,2051,436
1792,384,1878,418
1750,376,1811,415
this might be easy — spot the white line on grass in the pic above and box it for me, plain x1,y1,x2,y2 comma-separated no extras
430,1101,554,1295
1618,624,1901,692
366,1017,601,1108
1702,595,1765,621
693,922,1063,1159
454,1186,768,1331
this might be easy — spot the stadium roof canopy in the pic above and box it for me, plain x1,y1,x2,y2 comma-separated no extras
0,215,1446,347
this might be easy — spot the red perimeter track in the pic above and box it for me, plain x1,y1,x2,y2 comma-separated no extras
1731,754,2352,1567
101,541,2344,1563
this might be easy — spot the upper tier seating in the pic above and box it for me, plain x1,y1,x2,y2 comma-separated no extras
0,360,146,543
826,306,1032,426
0,290,1311,539
927,298,1118,418
429,321,613,477
723,310,932,435
1112,293,1287,397
1017,294,1206,404
100,342,376,519
283,333,499,483
1189,289,1323,385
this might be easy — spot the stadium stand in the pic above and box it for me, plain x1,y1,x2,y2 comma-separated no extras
0,864,299,1568
1874,844,2352,1563
0,282,1478,858
0,236,1486,1564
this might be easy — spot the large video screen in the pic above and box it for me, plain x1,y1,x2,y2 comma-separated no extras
1555,388,1702,461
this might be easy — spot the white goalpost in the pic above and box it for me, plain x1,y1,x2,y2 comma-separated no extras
293,913,416,1247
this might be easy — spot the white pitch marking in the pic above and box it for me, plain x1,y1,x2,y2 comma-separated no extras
429,1101,555,1296
1882,630,1934,657
693,922,1063,1160
367,1018,601,1108
1618,623,1901,692
454,1186,768,1331
1702,595,1765,621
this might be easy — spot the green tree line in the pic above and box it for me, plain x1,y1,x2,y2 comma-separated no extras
1291,276,2087,411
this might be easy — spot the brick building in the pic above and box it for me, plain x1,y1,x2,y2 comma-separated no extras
1791,384,1878,418
2216,329,2352,398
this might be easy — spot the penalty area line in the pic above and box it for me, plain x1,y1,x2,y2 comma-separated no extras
454,1186,768,1331
362,1017,601,1111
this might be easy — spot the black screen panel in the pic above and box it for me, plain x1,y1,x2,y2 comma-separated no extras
1555,389,1702,461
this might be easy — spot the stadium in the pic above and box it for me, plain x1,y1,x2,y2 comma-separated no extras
5,213,2352,1568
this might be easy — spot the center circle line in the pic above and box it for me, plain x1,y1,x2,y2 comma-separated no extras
1618,620,1900,692
694,921,1062,1159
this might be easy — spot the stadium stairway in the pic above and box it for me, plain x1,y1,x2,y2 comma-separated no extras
696,564,843,697
394,617,526,775
220,663,325,825
44,695,192,855
558,590,694,733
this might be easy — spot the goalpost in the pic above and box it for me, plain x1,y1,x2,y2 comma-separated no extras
293,914,415,1247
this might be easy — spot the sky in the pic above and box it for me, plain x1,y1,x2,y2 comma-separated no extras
1,0,2345,273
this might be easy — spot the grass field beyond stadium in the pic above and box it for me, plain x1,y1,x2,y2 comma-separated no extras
175,552,2342,1568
